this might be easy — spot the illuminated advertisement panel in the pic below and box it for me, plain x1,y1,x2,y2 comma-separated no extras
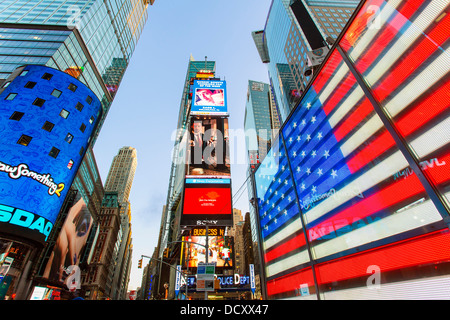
181,235,233,269
191,80,227,116
255,0,450,300
0,65,101,244
42,193,93,290
339,0,450,207
186,117,230,178
181,178,232,226
254,135,312,295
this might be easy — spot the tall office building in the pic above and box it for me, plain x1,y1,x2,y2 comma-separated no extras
252,0,358,122
0,0,152,299
104,146,138,204
244,80,280,162
0,0,153,142
102,146,137,299
157,58,233,299
159,57,216,253
82,191,121,300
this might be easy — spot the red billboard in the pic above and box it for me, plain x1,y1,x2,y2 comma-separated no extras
181,178,232,226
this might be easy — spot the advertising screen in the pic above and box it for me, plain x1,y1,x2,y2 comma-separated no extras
42,193,93,290
191,80,227,116
181,235,234,269
181,178,232,226
186,117,230,178
255,0,450,300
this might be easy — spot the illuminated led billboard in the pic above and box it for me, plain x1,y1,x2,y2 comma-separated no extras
0,65,101,245
255,0,450,300
186,117,230,178
181,178,232,226
181,235,234,269
42,193,93,290
191,80,227,116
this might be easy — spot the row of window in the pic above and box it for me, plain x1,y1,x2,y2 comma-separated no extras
17,133,84,166
3,70,94,165
2,70,93,104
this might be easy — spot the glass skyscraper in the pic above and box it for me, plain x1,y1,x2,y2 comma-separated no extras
0,0,153,142
253,0,359,122
0,0,152,300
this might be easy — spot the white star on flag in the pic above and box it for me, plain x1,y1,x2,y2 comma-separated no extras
331,169,338,178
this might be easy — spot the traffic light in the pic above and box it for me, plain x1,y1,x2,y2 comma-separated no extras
138,258,142,269
163,248,169,258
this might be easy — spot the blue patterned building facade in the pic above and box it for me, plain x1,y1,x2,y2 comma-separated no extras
0,64,102,245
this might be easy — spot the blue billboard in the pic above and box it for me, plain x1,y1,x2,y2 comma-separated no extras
0,65,102,244
191,80,227,116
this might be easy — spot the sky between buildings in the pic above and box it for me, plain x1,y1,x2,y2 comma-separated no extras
93,0,273,290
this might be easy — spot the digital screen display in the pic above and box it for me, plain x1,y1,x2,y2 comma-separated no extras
42,193,93,290
191,80,227,115
182,235,233,269
255,0,450,300
181,178,232,226
186,117,230,178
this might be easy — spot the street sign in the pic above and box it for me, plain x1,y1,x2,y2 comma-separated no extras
197,262,215,276
197,263,215,292
175,265,182,297
249,264,256,294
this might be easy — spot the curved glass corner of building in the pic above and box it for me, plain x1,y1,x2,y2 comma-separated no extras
0,64,102,246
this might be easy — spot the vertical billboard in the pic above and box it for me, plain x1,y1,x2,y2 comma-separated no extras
41,193,93,290
0,65,101,245
191,80,227,116
186,117,230,178
181,178,232,226
255,0,450,300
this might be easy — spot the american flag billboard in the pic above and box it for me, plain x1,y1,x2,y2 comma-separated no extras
255,0,450,299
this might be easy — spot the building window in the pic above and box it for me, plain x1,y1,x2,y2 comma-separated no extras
32,98,46,107
17,134,32,146
60,109,70,119
86,95,93,105
64,133,74,144
42,73,53,80
49,147,60,158
51,89,62,98
75,102,84,111
19,70,28,76
89,116,95,124
10,111,25,121
24,81,37,89
5,93,17,100
79,146,84,156
80,123,86,132
42,121,54,132
68,83,77,92
67,159,74,170
2,81,11,88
